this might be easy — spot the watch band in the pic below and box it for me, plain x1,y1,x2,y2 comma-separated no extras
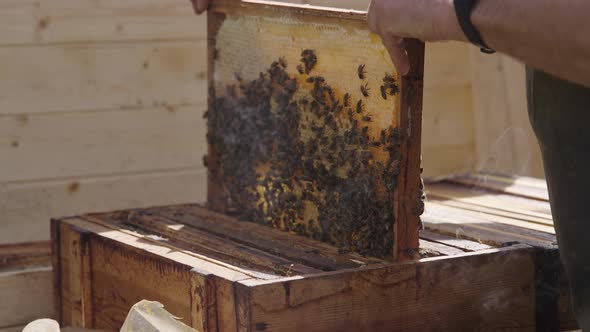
453,0,495,54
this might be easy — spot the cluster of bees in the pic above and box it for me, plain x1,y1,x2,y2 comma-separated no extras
207,50,402,257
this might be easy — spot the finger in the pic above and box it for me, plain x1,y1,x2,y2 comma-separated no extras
381,36,410,76
366,0,379,33
195,0,209,14
190,0,199,14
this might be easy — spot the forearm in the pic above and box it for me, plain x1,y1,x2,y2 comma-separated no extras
470,0,590,87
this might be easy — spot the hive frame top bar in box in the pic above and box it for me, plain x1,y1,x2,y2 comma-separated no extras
206,0,424,260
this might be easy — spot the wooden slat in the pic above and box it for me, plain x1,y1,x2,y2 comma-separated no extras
448,174,549,201
145,205,386,270
427,202,555,236
0,41,206,115
427,181,552,217
0,326,26,332
0,266,54,328
212,0,367,19
420,230,493,252
423,203,555,248
0,169,206,244
0,1,36,45
189,270,217,332
0,0,204,45
0,241,51,270
238,246,537,331
0,106,206,182
122,213,323,275
34,0,205,44
419,238,466,256
428,196,553,227
58,222,93,327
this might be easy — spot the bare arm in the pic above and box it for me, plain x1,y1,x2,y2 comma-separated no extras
368,0,590,87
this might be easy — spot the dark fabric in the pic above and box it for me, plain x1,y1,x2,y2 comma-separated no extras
527,68,590,330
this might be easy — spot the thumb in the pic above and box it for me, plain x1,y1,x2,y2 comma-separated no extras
381,36,410,76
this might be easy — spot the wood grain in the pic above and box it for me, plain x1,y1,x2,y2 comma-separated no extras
0,241,51,270
0,0,204,45
142,205,385,270
419,230,493,252
238,246,537,331
57,217,255,330
0,42,206,115
0,266,54,328
423,203,555,247
1,169,206,244
448,173,549,201
0,106,206,182
123,213,323,276
427,181,552,218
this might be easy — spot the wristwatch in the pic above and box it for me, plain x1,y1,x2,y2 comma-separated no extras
454,0,495,54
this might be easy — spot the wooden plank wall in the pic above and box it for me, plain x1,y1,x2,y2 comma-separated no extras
0,0,208,244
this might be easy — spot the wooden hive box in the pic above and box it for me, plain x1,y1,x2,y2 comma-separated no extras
205,0,424,260
52,199,576,331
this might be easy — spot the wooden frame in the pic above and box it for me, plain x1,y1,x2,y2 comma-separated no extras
205,0,424,260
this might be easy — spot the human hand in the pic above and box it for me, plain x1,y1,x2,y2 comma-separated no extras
367,0,465,75
190,0,211,14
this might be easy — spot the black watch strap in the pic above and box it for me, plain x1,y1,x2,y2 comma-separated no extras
454,0,495,54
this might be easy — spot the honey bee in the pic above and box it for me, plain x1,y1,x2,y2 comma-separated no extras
278,56,287,68
360,83,370,97
356,100,363,114
380,85,387,100
358,64,366,80
343,93,351,107
297,64,305,74
383,74,395,83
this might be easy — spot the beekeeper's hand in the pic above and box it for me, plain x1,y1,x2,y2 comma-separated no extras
367,0,465,75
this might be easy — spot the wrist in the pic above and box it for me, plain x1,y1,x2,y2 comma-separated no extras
435,0,469,42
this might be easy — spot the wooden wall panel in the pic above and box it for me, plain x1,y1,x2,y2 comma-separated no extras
0,1,37,45
1,169,206,244
0,0,204,45
0,106,206,182
0,42,206,115
0,0,208,246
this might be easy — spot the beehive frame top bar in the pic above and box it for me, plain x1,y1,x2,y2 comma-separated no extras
212,0,368,20
206,0,424,260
